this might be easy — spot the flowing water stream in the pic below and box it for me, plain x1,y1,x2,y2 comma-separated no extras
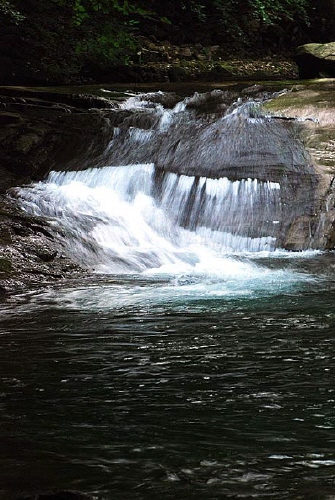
1,90,335,500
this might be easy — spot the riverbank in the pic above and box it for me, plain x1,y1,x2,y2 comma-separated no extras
84,48,299,84
1,13,301,86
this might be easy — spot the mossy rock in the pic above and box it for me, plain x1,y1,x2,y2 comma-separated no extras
264,80,335,170
295,42,335,78
297,42,335,61
0,257,13,274
198,63,233,81
167,66,190,82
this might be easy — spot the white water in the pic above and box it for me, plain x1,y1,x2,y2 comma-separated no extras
15,163,318,299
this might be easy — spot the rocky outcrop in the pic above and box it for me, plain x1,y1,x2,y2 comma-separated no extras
84,88,323,251
294,42,335,78
0,87,117,192
0,195,83,295
0,88,121,293
264,79,335,250
153,103,322,251
153,103,314,181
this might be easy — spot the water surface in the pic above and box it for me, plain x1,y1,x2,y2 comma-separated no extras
1,255,335,500
2,89,335,499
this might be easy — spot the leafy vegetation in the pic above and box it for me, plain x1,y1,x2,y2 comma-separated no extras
0,0,24,23
0,0,333,83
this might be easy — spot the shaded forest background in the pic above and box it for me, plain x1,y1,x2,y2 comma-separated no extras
0,0,334,84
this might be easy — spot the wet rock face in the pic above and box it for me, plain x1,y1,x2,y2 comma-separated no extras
0,196,83,294
153,112,319,251
100,90,314,183
264,79,335,250
1,85,312,191
154,103,314,181
294,42,335,78
0,88,116,193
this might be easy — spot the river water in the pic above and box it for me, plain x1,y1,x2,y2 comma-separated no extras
1,90,335,499
1,257,335,500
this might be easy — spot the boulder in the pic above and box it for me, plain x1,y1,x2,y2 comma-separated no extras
294,42,335,78
264,79,335,250
0,194,83,294
0,87,117,192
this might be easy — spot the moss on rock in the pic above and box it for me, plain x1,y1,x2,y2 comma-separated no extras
0,257,13,274
264,79,335,170
264,79,335,250
295,43,335,79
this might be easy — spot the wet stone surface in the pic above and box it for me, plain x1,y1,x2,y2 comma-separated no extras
0,196,83,295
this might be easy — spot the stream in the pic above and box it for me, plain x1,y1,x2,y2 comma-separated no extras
1,88,335,500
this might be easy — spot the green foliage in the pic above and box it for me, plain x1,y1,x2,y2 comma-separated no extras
145,0,311,43
0,0,329,85
248,0,309,24
10,0,314,67
0,0,24,23
53,0,153,25
50,0,153,65
75,24,139,65
184,0,207,21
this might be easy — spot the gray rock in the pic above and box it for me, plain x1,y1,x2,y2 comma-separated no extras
294,42,335,78
0,87,116,193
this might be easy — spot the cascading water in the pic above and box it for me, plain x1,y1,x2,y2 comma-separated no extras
17,163,282,274
14,89,319,286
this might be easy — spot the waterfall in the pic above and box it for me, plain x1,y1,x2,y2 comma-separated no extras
13,88,320,272
16,163,282,274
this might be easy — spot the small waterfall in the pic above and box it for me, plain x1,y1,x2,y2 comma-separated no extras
158,172,280,241
16,163,281,274
12,88,319,269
